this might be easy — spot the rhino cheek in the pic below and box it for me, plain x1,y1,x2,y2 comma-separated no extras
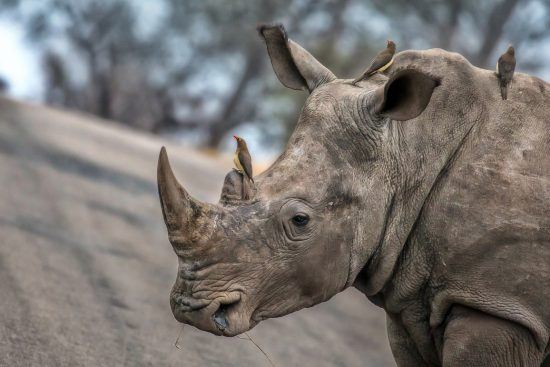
305,243,348,299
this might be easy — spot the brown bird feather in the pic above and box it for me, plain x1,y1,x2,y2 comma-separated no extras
496,45,516,100
352,40,396,85
234,136,253,182
233,135,254,200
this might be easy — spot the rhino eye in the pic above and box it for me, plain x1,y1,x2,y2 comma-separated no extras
280,199,316,242
291,214,309,226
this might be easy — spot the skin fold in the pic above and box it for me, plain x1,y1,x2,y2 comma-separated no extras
157,25,550,366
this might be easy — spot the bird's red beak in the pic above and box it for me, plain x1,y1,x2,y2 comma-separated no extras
233,135,238,140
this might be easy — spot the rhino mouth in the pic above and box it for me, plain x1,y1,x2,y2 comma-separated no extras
172,291,252,336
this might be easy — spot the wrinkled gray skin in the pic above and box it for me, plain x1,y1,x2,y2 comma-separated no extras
157,24,550,366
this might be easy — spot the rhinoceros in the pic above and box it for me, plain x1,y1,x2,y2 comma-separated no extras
157,24,550,366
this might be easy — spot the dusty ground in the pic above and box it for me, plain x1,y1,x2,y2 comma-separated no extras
0,98,394,366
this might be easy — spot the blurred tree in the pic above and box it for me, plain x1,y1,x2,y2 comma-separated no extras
2,0,166,128
0,0,380,148
370,0,550,68
43,51,71,106
160,0,361,148
1,0,548,150
0,76,9,94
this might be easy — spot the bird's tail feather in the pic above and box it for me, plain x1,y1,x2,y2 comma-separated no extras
500,83,508,100
242,176,250,200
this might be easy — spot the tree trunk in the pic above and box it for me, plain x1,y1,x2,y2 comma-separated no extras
96,73,112,119
206,44,263,148
473,0,519,67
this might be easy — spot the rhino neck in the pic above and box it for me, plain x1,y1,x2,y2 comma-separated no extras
353,108,482,298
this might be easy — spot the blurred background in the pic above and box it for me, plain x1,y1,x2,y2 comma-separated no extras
0,0,549,159
0,1,549,366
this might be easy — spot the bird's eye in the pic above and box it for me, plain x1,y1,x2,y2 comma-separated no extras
291,214,309,226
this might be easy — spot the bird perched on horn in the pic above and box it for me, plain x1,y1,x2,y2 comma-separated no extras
496,45,516,100
233,135,254,200
352,40,396,85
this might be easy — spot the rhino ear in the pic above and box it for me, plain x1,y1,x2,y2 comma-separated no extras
258,23,336,92
374,69,439,121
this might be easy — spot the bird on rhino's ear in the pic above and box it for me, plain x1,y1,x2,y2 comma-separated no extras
258,23,336,92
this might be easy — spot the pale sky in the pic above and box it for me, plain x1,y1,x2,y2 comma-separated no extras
0,18,43,100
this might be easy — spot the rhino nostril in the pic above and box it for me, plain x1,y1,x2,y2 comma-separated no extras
212,298,241,331
213,306,229,331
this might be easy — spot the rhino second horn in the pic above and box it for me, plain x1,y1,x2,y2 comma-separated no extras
157,147,197,232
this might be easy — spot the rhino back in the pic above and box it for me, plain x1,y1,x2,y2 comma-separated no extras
418,70,550,347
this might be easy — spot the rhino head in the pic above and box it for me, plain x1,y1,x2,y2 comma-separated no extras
158,24,482,336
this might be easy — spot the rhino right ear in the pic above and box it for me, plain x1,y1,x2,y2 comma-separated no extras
373,69,439,121
258,24,336,92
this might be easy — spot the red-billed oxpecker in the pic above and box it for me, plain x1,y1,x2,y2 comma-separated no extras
233,135,253,200
352,40,396,85
496,45,516,100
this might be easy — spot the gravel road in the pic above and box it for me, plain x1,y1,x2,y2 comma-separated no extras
0,98,394,367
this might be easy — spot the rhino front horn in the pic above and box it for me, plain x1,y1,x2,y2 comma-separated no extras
157,147,201,233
